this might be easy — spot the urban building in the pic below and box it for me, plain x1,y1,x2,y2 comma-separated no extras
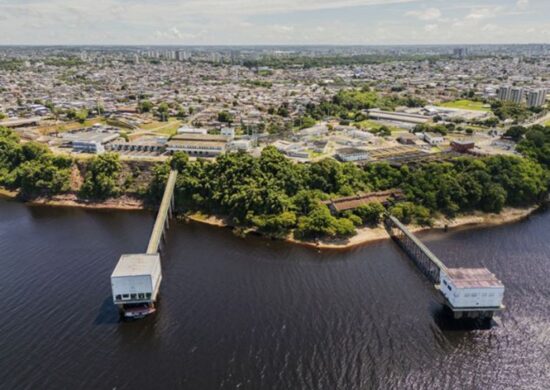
527,89,547,108
423,132,444,146
453,48,468,58
221,127,235,139
63,131,120,154
177,126,208,135
510,87,525,104
335,148,370,162
439,268,504,309
397,133,417,145
498,85,512,101
367,109,429,125
167,134,229,157
451,140,475,153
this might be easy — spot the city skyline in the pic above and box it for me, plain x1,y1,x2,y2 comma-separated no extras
0,0,549,45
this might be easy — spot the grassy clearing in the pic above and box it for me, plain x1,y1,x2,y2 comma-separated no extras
544,120,550,127
355,120,400,133
140,118,181,135
439,100,490,112
38,118,107,135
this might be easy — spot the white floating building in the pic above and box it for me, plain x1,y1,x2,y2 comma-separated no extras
440,268,504,316
111,253,162,318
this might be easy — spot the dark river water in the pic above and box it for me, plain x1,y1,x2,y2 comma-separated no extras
0,199,549,390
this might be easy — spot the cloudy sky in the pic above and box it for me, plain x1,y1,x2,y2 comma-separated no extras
0,0,548,45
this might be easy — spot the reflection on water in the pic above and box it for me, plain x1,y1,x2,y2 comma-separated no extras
0,199,549,389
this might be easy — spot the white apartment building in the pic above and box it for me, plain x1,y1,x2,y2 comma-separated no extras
527,89,547,108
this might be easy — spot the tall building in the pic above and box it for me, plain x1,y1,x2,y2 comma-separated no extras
176,50,190,61
527,89,547,108
498,85,512,101
510,88,525,104
453,48,468,58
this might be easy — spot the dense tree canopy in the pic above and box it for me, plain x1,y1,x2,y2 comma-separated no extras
148,144,549,240
0,127,72,197
79,153,122,200
516,125,550,169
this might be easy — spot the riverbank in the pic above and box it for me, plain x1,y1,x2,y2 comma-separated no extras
0,186,541,249
0,188,18,199
0,188,145,211
188,206,539,250
29,194,145,211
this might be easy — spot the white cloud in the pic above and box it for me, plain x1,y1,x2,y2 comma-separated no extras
516,0,529,10
466,7,497,20
170,27,183,39
270,24,295,33
424,23,438,32
406,7,441,21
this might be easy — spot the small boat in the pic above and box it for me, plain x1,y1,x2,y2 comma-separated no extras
122,303,156,319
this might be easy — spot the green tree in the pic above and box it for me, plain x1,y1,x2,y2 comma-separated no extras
295,204,356,239
157,102,170,121
354,202,385,225
218,110,234,124
251,211,297,238
17,155,72,198
504,126,527,142
79,153,121,200
139,100,153,113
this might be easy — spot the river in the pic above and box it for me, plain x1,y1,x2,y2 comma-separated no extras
0,199,549,389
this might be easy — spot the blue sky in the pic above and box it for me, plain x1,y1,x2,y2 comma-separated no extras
0,0,548,45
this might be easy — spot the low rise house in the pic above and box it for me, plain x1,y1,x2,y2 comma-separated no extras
229,139,253,152
63,129,119,154
309,140,328,154
397,133,417,145
335,147,369,162
221,127,235,139
167,133,229,157
298,123,328,137
424,132,444,145
108,138,167,155
451,139,475,153
177,126,208,135
347,129,375,141
272,140,309,159
367,109,429,125
323,190,403,215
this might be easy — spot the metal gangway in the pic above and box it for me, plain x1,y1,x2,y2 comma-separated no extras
384,215,448,284
146,169,178,254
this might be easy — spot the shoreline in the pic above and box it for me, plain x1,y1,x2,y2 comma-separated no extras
0,187,541,249
28,194,146,211
188,206,540,250
0,189,146,211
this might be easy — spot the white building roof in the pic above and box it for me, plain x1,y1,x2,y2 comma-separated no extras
111,253,160,277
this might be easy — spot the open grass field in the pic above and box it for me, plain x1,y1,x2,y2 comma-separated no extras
356,120,401,133
544,120,550,127
439,99,491,112
140,118,181,134
37,118,107,135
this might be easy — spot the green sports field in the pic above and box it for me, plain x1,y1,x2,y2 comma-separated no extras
439,100,491,112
